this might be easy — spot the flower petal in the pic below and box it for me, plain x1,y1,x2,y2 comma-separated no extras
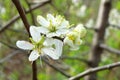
41,47,59,60
46,32,59,38
74,24,86,38
43,38,54,46
59,20,69,29
64,37,79,50
75,38,83,45
37,26,49,34
30,26,41,42
56,29,69,36
64,37,74,47
29,50,40,61
37,15,50,27
54,39,63,57
47,14,55,21
16,40,34,50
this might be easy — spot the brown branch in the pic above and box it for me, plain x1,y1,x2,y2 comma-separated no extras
0,0,51,34
12,0,37,80
61,56,90,64
25,0,35,25
26,0,51,13
8,28,27,33
0,40,23,50
100,43,120,55
109,23,120,29
0,41,27,64
32,61,37,80
0,15,19,34
69,62,120,80
84,26,97,31
0,50,23,64
42,57,71,78
87,0,112,80
12,0,30,33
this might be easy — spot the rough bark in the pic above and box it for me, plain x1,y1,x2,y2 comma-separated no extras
86,0,112,80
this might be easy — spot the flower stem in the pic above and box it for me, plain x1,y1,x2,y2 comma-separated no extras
12,0,37,80
32,61,37,80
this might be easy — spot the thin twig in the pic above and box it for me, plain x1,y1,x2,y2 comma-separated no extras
8,28,27,33
25,0,36,25
109,23,120,29
0,0,51,34
0,50,22,64
61,56,90,64
42,57,71,78
86,0,112,79
25,0,38,80
100,43,120,55
12,0,30,33
0,40,22,50
12,0,37,80
69,62,120,80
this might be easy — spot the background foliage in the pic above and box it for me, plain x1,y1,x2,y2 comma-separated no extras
0,0,120,80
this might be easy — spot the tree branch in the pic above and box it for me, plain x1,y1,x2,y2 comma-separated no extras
12,0,30,33
61,56,90,64
100,43,120,55
12,0,37,80
25,0,35,25
87,0,112,80
0,40,23,50
42,57,71,78
69,62,120,80
109,23,120,29
0,0,51,34
0,50,23,64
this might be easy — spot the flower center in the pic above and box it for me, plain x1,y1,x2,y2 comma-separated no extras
30,35,45,53
48,21,57,32
49,25,56,32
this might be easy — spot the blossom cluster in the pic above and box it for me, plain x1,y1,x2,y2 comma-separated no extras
16,14,86,62
109,9,120,26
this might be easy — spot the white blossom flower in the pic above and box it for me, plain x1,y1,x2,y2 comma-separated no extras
72,0,80,6
73,24,86,38
64,24,86,50
76,5,87,17
64,31,83,50
37,14,70,38
85,19,94,28
109,9,120,26
16,26,63,61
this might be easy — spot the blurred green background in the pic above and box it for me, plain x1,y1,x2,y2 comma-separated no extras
0,0,120,80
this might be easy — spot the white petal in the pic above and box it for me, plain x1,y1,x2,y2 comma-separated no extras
64,37,74,47
64,37,79,50
41,47,59,60
47,14,56,26
75,38,83,45
37,16,50,27
29,50,40,61
30,26,41,42
47,14,55,21
46,32,59,38
74,24,86,38
56,29,69,35
43,39,63,57
59,20,69,29
54,39,63,57
16,40,34,50
43,38,54,46
37,27,49,34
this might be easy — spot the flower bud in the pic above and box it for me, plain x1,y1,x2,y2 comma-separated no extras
73,24,86,38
